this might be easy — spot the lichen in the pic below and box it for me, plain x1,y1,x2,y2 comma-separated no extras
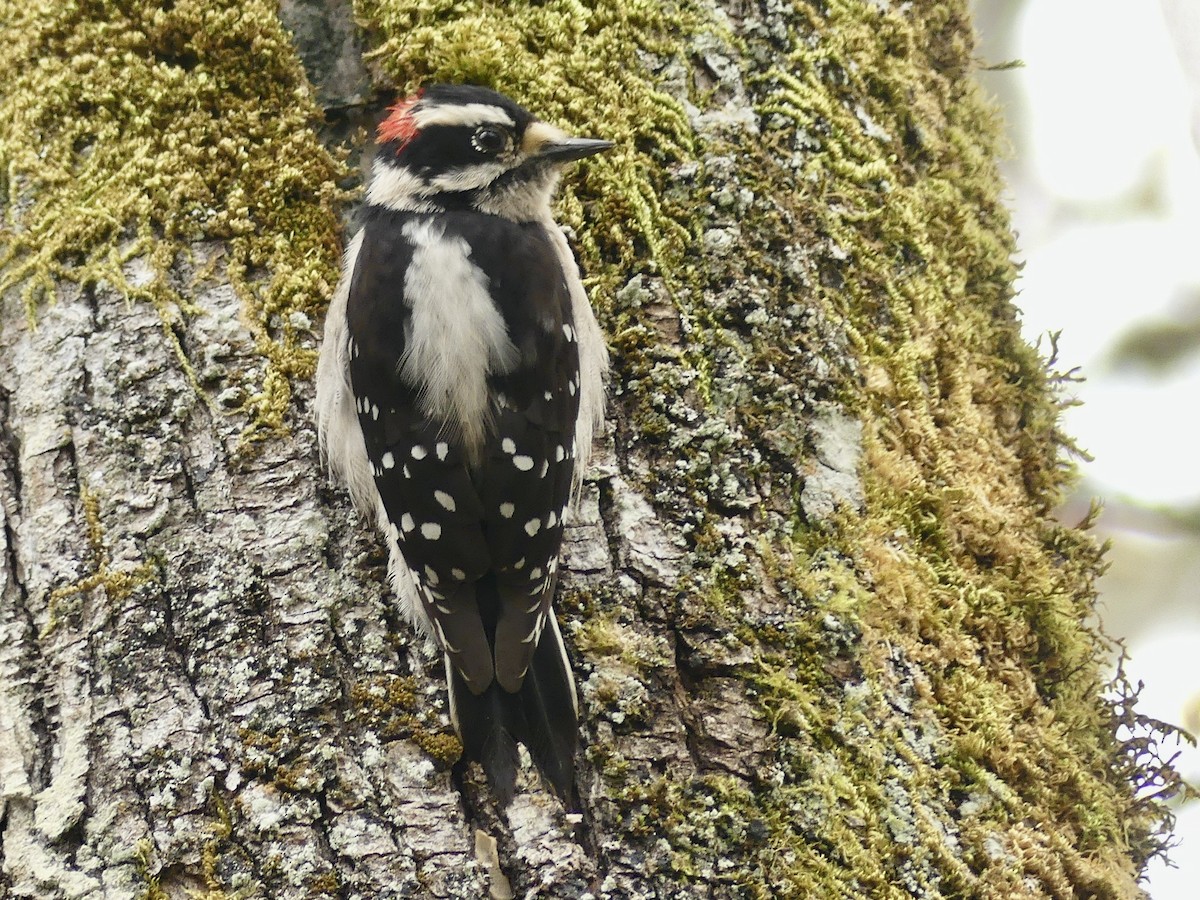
0,0,347,444
42,488,157,636
349,674,463,767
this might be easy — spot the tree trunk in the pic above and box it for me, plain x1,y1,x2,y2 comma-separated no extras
0,1,1181,898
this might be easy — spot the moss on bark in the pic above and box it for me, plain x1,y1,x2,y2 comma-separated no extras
344,1,1182,894
0,0,1183,896
0,0,346,442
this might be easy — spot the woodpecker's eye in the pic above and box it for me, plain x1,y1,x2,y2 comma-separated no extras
471,126,507,155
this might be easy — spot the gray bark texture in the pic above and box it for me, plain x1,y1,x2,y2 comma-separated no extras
0,1,1183,899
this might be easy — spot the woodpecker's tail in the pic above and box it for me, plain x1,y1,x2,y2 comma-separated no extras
446,611,579,808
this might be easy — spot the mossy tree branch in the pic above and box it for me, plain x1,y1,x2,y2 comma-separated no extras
0,1,1183,898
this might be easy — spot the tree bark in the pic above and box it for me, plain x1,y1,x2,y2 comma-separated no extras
0,1,1182,899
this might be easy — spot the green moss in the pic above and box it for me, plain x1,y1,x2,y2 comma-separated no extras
0,0,346,443
350,674,462,766
135,839,170,900
3,0,1176,893
744,0,1177,890
305,871,341,898
134,798,258,900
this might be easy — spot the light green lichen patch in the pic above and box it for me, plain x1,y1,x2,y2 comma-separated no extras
0,0,346,441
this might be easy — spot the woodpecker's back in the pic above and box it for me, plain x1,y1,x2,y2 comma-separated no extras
314,85,610,805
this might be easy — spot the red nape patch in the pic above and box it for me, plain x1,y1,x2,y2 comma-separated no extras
377,91,424,150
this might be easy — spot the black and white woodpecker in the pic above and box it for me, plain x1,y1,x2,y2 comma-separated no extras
314,84,611,805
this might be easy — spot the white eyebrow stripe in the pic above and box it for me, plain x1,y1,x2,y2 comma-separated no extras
413,103,516,129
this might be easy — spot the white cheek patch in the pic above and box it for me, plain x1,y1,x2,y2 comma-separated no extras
428,161,508,194
474,169,561,222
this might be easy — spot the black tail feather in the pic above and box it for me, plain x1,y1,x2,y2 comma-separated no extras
447,614,579,808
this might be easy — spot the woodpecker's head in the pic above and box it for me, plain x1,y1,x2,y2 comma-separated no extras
367,84,613,221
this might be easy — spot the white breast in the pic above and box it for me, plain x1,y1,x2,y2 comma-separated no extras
398,218,519,454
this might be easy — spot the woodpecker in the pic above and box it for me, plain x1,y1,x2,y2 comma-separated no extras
314,84,611,806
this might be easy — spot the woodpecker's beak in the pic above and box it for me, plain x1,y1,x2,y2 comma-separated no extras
533,137,615,163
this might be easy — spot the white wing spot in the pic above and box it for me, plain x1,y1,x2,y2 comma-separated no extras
372,404,380,420
435,490,456,511
436,603,452,615
539,459,549,478
524,518,541,536
502,438,516,454
499,502,515,518
563,323,575,341
555,445,565,462
424,565,440,585
401,513,415,532
403,465,411,479
436,442,449,460
513,557,526,570
411,445,428,460
568,381,576,396
546,511,557,528
451,568,466,581
381,452,395,470
544,390,553,402
530,567,543,580
421,522,442,540
513,455,534,471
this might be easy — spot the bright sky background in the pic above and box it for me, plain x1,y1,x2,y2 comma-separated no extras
973,1,1200,896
